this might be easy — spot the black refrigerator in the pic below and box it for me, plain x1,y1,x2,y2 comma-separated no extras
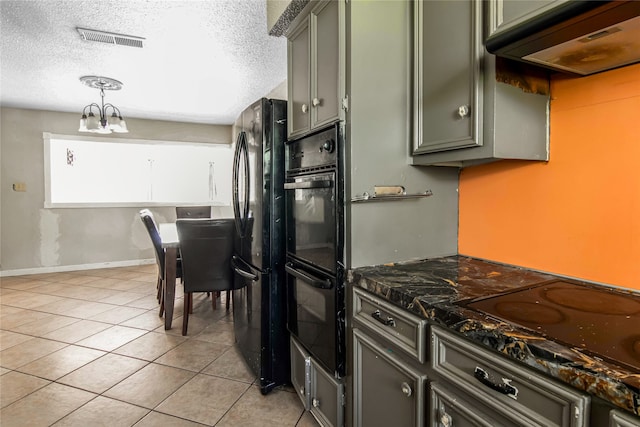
231,98,289,394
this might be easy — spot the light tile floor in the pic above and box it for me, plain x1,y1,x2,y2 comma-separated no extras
0,264,318,426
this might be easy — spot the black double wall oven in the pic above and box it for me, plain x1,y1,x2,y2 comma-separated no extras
285,123,345,378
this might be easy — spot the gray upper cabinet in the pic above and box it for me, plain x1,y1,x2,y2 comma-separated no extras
411,0,550,167
287,0,344,139
412,0,483,155
287,15,310,138
486,0,569,40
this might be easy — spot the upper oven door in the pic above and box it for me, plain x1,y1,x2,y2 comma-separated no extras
284,171,336,273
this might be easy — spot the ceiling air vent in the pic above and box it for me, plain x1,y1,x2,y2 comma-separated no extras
76,27,145,48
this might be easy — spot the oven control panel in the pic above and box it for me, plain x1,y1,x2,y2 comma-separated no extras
287,126,338,172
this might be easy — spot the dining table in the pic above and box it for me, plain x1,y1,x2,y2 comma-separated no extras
158,222,179,330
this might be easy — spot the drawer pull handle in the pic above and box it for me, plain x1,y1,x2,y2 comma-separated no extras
474,367,518,399
371,310,396,327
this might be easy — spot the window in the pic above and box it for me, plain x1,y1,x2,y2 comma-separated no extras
44,133,233,208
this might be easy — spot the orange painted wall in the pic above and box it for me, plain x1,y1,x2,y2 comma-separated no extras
458,63,640,291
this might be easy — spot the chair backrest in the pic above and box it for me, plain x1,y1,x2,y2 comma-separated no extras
176,218,235,293
176,206,211,219
139,209,165,275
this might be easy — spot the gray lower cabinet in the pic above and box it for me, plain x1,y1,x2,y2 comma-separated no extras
290,336,344,427
411,0,549,166
431,326,590,427
291,336,311,410
352,328,427,427
349,287,596,427
610,409,640,427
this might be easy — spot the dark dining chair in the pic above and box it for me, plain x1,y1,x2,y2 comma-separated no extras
176,218,235,336
139,209,182,313
176,206,211,219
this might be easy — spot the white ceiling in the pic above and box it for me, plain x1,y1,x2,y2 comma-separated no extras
0,0,288,125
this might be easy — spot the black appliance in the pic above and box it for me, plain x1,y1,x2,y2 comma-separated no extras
467,280,640,372
231,98,289,394
285,123,346,378
485,1,640,75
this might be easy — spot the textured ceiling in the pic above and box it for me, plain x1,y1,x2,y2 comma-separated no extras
0,0,288,125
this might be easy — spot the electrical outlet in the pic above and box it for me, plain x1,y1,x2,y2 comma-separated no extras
12,182,26,192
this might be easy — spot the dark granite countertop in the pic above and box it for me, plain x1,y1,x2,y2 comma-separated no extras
347,255,640,417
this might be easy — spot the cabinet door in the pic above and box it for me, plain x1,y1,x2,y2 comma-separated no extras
288,16,311,138
311,0,341,130
353,329,426,427
310,358,344,427
486,0,569,39
291,337,311,409
413,0,482,155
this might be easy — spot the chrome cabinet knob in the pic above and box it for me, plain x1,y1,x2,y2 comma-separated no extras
301,103,308,113
312,97,321,107
401,382,412,397
440,412,453,427
312,398,320,408
457,105,470,118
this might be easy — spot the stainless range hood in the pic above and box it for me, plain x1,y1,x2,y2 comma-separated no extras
485,1,640,75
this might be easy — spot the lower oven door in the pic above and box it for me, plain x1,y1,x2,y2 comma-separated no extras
284,171,336,273
286,260,337,375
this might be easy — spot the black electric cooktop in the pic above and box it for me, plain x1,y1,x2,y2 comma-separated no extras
467,280,640,372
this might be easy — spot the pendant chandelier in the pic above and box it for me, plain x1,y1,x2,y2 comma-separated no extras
78,76,128,134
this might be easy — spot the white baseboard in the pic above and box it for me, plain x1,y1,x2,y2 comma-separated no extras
0,259,156,277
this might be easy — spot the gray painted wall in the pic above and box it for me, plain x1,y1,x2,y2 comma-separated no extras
346,0,459,268
0,107,233,274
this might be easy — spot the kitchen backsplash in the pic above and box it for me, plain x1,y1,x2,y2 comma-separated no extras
458,63,640,291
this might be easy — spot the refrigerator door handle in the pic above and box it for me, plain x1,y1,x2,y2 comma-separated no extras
232,132,243,237
232,256,259,281
240,133,250,233
232,131,250,238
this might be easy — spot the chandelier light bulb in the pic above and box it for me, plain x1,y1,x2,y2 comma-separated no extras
113,118,128,133
78,114,88,132
85,112,100,131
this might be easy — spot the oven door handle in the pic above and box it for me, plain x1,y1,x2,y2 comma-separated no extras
286,263,333,289
284,180,333,190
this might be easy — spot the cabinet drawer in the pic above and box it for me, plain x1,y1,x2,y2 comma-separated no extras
431,382,514,427
431,326,589,427
353,288,427,363
610,409,640,427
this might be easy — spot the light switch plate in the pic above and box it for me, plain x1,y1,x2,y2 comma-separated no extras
13,182,26,192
